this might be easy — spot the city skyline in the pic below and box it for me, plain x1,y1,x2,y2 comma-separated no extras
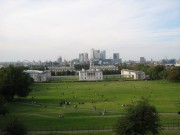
0,0,180,62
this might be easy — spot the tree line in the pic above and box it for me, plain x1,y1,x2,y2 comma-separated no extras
118,64,180,81
0,66,33,117
51,71,76,76
0,66,33,135
51,64,180,81
0,66,33,101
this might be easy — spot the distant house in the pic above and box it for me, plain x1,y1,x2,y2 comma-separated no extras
24,70,51,82
121,69,145,80
175,61,180,67
79,69,103,81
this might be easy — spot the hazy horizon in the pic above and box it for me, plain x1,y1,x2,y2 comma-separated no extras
0,0,180,62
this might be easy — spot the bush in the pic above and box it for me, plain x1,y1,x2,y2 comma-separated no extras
3,118,27,135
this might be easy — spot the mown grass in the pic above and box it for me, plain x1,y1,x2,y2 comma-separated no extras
27,130,180,135
0,80,180,133
28,81,180,112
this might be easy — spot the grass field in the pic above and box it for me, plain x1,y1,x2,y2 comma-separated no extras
27,130,180,135
0,80,180,134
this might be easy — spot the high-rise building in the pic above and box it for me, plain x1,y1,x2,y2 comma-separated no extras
79,53,84,63
90,49,94,60
84,53,88,62
113,53,119,63
79,53,88,63
100,50,106,60
140,57,146,64
57,56,62,65
90,48,101,59
90,49,106,60
94,50,101,59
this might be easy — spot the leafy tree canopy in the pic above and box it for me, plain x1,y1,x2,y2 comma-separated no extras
166,67,180,82
114,98,161,135
3,118,27,135
74,64,90,71
0,98,9,116
0,66,33,101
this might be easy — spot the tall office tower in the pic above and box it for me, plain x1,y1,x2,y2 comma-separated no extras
90,49,94,60
57,56,62,65
100,50,106,60
83,53,88,62
113,53,120,63
90,48,101,59
38,60,42,65
79,53,88,63
33,60,36,65
79,53,84,63
140,57,146,64
94,50,101,59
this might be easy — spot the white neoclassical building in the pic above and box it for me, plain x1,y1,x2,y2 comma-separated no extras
79,69,103,81
24,70,51,82
175,61,180,67
121,69,145,80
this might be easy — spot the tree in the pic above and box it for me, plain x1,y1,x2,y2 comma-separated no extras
3,118,27,135
166,67,180,82
114,98,161,135
151,65,165,80
0,68,4,94
0,66,33,101
74,64,89,70
0,98,9,116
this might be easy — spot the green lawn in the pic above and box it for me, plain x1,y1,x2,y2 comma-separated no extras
27,130,180,135
0,80,180,133
28,81,180,112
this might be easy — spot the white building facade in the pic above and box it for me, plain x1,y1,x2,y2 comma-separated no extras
175,61,180,67
24,70,51,82
79,69,103,81
121,69,145,80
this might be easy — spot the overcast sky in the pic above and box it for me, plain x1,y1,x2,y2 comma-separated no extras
0,0,180,62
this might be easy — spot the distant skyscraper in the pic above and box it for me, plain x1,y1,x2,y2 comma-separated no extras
79,53,84,62
79,53,88,63
90,49,94,60
140,57,146,64
90,48,101,59
84,53,88,61
38,60,42,65
33,60,36,65
57,56,62,65
94,50,101,59
113,53,119,63
100,50,106,60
